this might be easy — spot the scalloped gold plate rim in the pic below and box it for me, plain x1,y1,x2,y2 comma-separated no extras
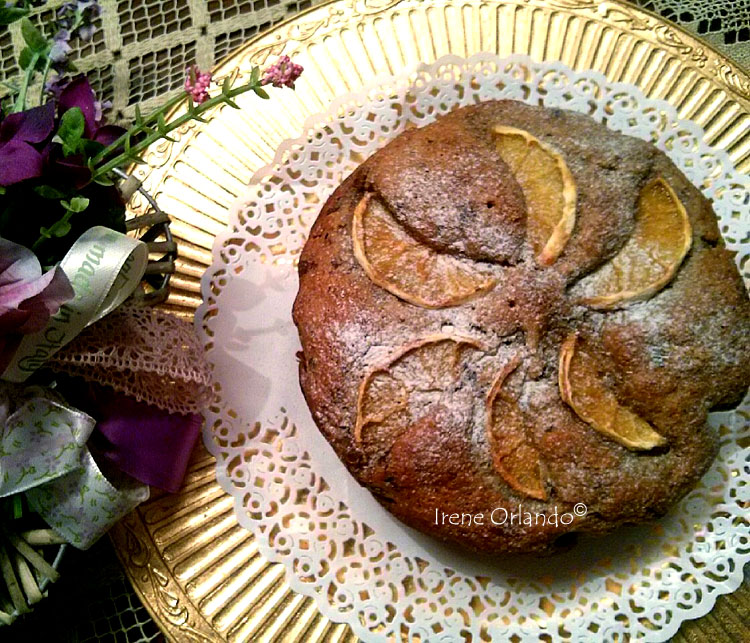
110,1,749,641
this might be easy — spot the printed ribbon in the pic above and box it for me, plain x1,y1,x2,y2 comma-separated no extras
0,382,149,549
1,226,147,382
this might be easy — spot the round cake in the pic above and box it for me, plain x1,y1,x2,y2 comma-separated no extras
292,99,750,554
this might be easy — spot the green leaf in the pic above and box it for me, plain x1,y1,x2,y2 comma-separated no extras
157,112,168,134
126,152,147,165
253,87,270,100
18,47,33,71
20,18,47,53
81,138,106,157
153,115,177,141
134,104,143,126
93,174,115,187
0,186,5,196
50,220,72,237
57,107,86,156
34,185,67,199
222,76,232,95
250,66,260,85
67,196,89,213
0,7,29,26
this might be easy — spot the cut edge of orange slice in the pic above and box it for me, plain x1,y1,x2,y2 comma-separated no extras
352,193,497,309
485,355,548,501
492,125,577,266
579,177,692,310
486,354,524,409
558,333,668,451
354,333,482,445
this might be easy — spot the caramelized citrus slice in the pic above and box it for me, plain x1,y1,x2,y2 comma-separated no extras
352,194,496,308
576,177,692,309
355,335,480,446
492,125,576,265
558,334,667,451
486,356,547,500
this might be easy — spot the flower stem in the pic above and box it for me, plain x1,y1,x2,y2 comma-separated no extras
38,56,53,104
13,51,40,112
88,90,189,168
90,78,264,181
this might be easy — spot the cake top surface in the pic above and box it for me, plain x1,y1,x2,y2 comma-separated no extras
292,99,750,554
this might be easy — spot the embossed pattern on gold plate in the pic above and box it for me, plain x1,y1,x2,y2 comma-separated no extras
110,1,749,640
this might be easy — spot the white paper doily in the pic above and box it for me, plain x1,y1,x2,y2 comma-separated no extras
196,54,750,642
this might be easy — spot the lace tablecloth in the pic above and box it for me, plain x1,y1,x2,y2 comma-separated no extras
1,1,747,642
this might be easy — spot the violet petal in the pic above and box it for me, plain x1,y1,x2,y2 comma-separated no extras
0,237,42,282
0,257,57,306
0,140,44,186
0,104,55,145
59,77,96,137
0,240,74,337
0,111,23,144
16,103,56,143
93,124,125,147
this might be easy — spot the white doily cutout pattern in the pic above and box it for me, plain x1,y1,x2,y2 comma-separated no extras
197,54,749,642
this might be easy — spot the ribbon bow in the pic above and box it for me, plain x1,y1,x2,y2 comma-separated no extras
0,383,149,550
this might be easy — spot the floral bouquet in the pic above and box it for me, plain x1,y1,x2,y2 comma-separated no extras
0,0,302,622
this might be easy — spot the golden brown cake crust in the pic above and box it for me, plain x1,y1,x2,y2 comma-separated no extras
292,100,750,554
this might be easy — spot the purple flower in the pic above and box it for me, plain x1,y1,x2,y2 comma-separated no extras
49,36,72,65
56,3,76,30
184,65,212,104
48,77,125,187
0,78,122,188
0,239,74,371
54,28,72,42
77,23,96,42
93,99,112,123
0,102,55,186
56,1,101,42
78,0,101,19
58,77,123,143
261,56,304,89
44,71,71,100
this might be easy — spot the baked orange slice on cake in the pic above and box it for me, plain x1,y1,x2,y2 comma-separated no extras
485,356,547,500
575,177,692,309
355,335,480,447
558,333,667,450
352,194,496,308
492,125,577,266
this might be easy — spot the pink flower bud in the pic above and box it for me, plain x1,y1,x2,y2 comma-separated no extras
261,56,304,89
184,65,212,104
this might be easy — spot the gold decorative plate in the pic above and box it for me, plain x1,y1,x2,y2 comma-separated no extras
109,1,750,640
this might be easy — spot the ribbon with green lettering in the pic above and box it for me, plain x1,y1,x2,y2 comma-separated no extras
1,226,148,382
0,383,149,549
